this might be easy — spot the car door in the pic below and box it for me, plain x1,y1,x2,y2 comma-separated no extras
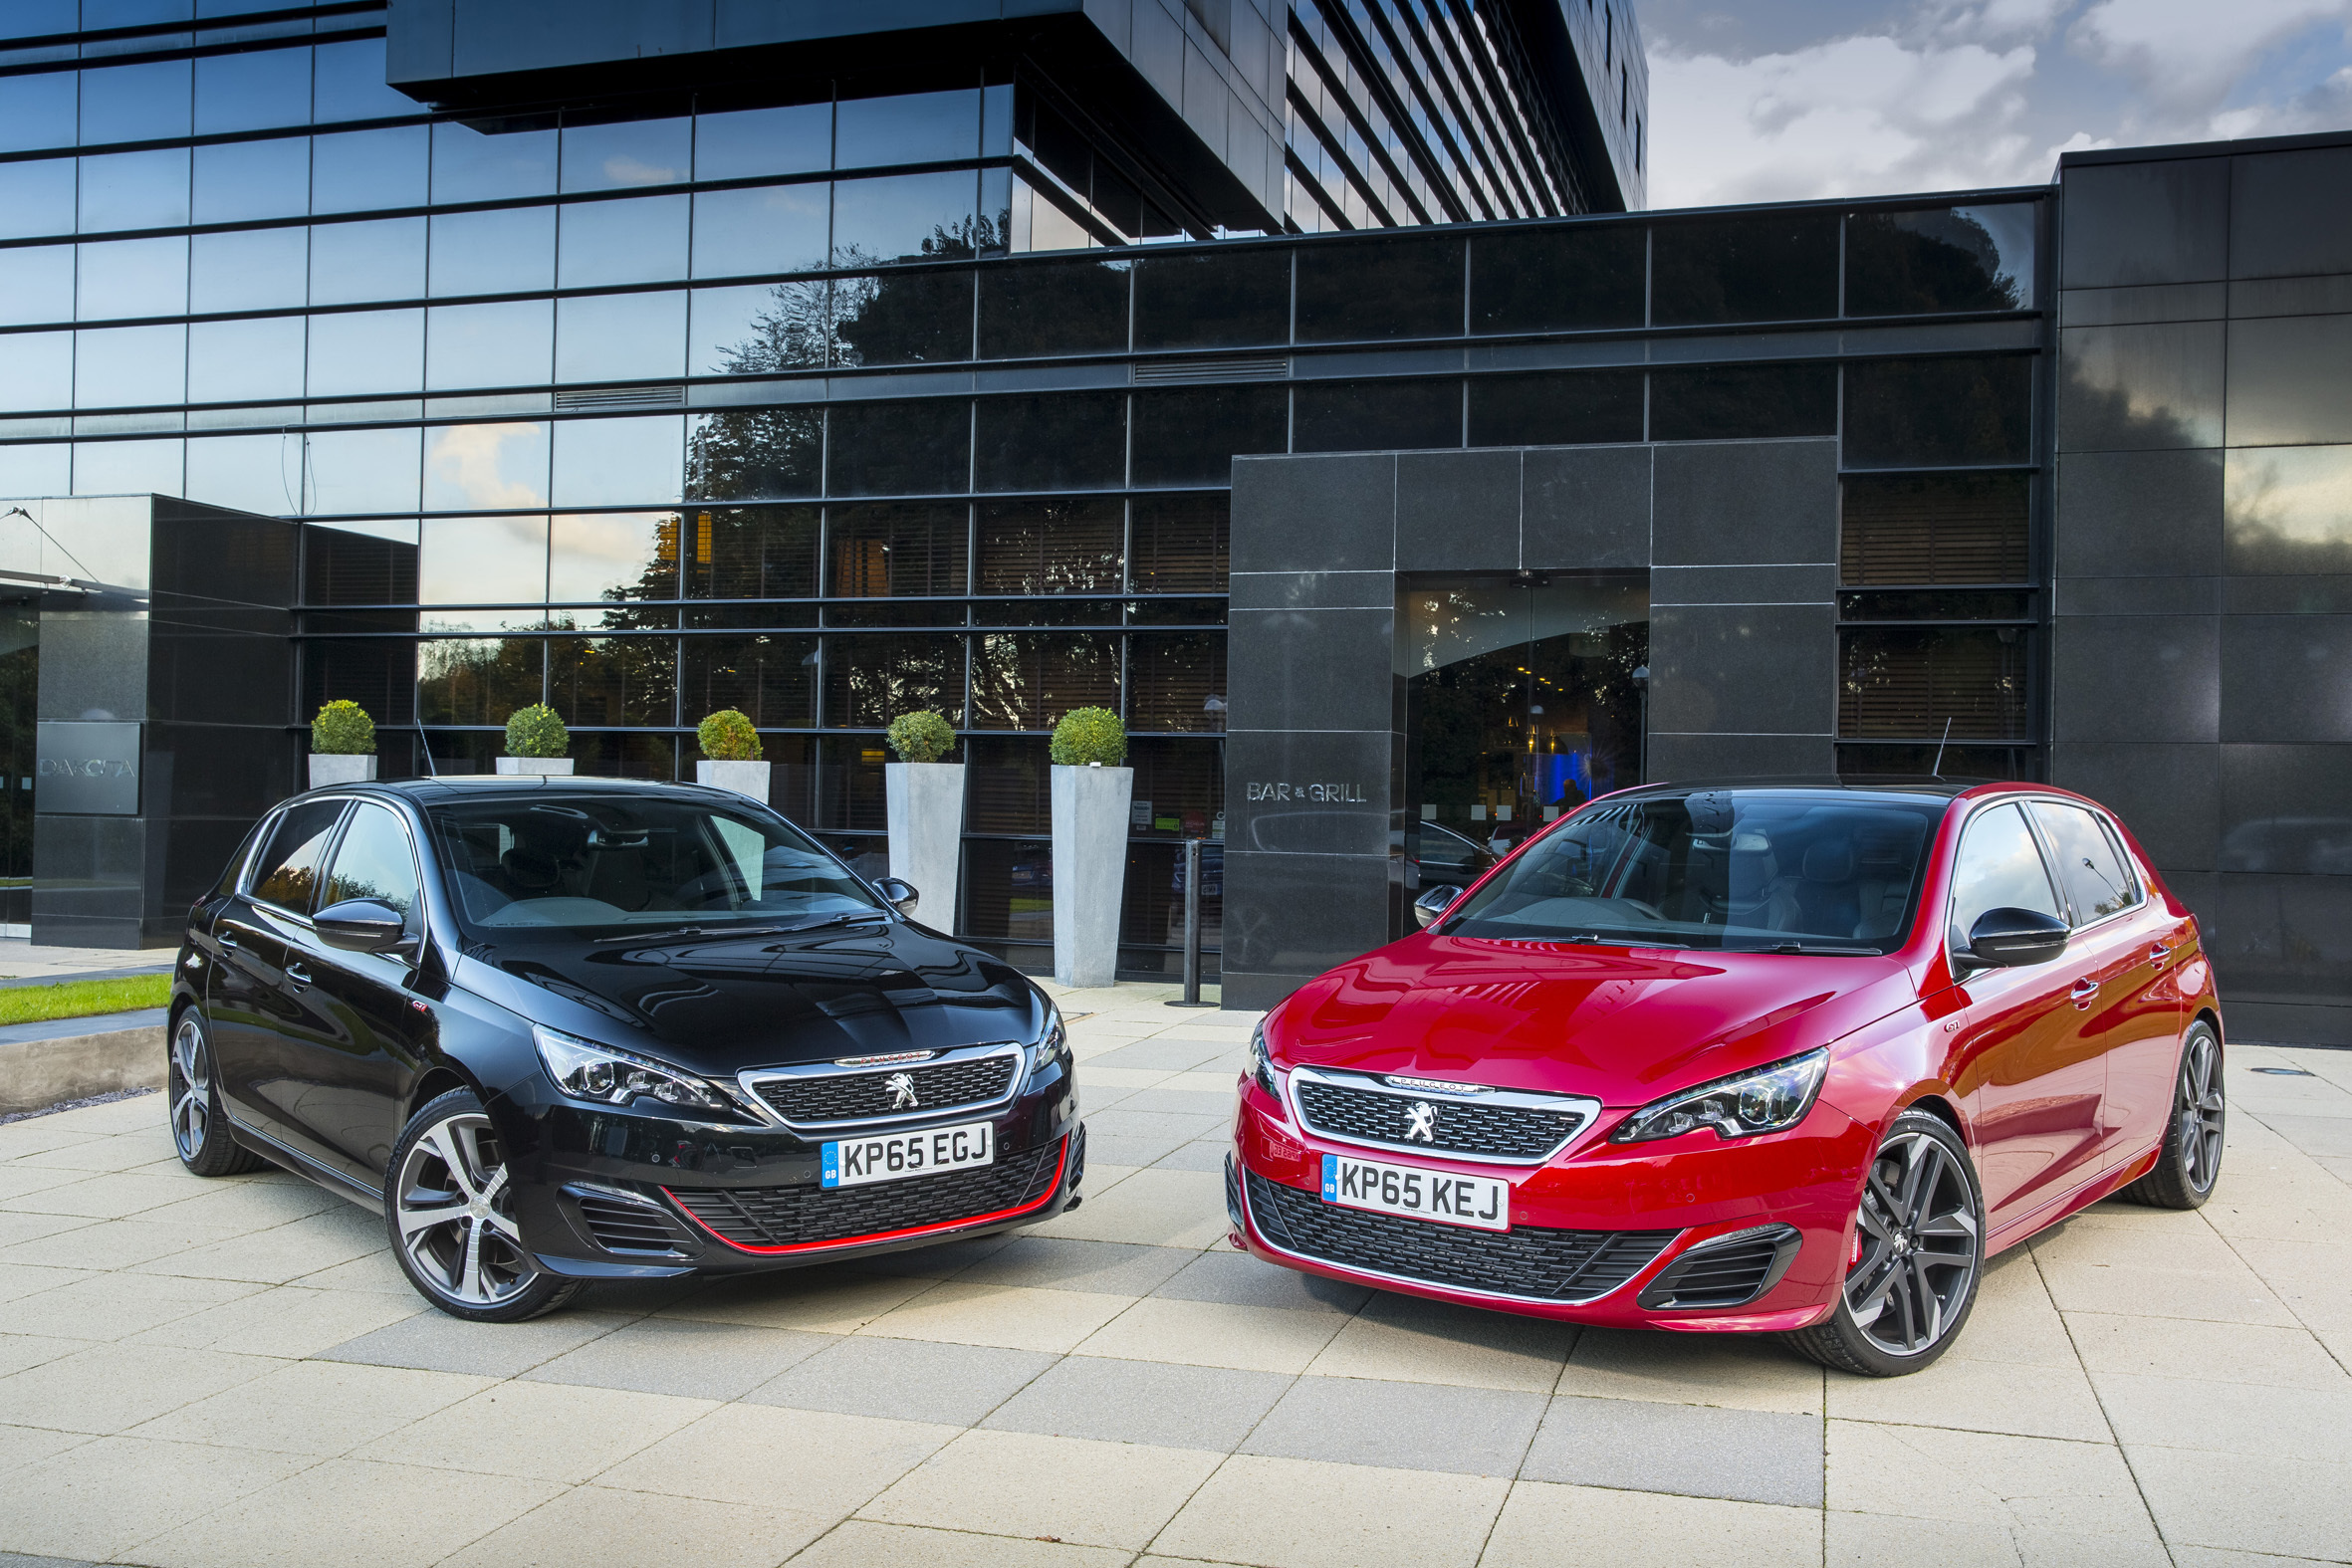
1943,800,2110,1227
2027,801,2188,1170
277,799,437,1185
208,796,351,1158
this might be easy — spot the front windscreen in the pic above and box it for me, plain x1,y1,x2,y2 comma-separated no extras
1443,789,1948,954
424,792,880,941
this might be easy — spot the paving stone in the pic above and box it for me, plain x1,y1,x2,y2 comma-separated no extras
317,1307,629,1378
952,1234,1193,1296
129,1455,562,1568
859,1429,1222,1550
1241,1373,1545,1476
1487,1479,1821,1568
1523,1393,1825,1506
749,1335,1055,1425
983,1354,1292,1451
440,1485,831,1568
0,1435,312,1563
524,1316,832,1401
1154,1453,1509,1568
1152,1247,1371,1314
788,1521,1125,1568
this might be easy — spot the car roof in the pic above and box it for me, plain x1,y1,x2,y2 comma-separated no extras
1616,776,1992,801
303,777,732,805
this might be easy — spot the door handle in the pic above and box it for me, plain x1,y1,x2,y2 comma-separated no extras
2070,977,2100,1003
216,930,239,951
284,961,313,986
2148,943,2170,966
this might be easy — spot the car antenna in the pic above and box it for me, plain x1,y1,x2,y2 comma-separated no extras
1930,717,1953,780
419,735,438,779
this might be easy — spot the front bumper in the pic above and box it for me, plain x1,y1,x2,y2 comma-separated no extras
494,1050,1083,1277
1227,1076,1870,1331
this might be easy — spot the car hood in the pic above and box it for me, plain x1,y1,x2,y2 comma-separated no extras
1269,935,1921,1107
455,922,1045,1075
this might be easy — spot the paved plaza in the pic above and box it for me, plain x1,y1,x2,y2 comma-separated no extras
0,984,2347,1567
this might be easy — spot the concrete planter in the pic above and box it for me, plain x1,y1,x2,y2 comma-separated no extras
1052,763,1132,988
496,757,575,775
308,754,376,789
696,759,771,803
886,762,966,926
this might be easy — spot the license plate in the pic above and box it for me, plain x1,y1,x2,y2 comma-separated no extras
1321,1152,1510,1232
823,1121,994,1189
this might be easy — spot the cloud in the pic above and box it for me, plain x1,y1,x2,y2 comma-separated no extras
2070,0,2352,117
1646,32,2046,205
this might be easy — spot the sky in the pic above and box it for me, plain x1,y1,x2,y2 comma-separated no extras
1634,0,2352,207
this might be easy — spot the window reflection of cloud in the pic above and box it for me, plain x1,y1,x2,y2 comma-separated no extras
420,514,548,605
424,422,551,512
2225,445,2352,563
550,511,676,602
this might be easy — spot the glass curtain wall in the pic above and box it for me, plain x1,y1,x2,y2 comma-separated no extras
0,2,2047,973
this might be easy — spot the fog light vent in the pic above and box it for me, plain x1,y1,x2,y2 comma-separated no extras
1637,1225,1801,1310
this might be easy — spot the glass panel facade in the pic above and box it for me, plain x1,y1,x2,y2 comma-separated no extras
0,19,2057,980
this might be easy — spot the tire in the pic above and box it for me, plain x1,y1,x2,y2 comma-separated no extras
1788,1109,1985,1378
385,1088,580,1323
168,1010,267,1177
2120,1021,2225,1210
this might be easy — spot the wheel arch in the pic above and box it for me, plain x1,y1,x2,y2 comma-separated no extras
406,1063,482,1122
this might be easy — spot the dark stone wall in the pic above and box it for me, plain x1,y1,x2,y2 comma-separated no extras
1222,437,1839,1008
2052,134,2352,1043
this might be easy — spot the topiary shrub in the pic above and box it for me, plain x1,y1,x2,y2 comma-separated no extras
311,700,375,756
504,704,570,759
886,709,956,764
697,708,763,762
1051,707,1126,767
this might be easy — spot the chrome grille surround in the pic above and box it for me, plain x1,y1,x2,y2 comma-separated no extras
1286,1064,1602,1166
737,1040,1026,1133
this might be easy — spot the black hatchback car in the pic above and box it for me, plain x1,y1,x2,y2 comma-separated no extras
168,777,1081,1321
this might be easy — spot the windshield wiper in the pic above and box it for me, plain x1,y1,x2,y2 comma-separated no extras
776,910,888,936
1553,931,1692,949
588,923,799,945
1737,941,1882,956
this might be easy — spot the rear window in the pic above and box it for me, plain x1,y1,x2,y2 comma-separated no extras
1444,788,1946,953
2030,801,2141,925
246,799,349,914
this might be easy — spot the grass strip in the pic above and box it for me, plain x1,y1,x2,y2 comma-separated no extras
0,974,172,1026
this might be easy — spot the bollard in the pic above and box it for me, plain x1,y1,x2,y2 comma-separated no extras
1166,837,1214,1008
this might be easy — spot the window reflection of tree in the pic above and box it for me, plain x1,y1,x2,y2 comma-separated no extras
977,499,1121,595
418,637,544,726
970,632,1117,730
825,635,963,729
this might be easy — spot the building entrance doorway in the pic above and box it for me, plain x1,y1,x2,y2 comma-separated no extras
0,598,34,933
1397,574,1648,905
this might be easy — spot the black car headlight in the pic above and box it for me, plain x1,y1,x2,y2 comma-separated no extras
1611,1048,1829,1144
1026,1006,1067,1085
1247,1022,1281,1101
534,1025,733,1114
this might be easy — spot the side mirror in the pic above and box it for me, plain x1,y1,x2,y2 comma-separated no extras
1965,906,2070,968
314,898,412,955
874,876,919,916
1412,884,1464,930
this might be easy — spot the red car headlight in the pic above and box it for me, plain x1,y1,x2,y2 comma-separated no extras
1611,1047,1829,1144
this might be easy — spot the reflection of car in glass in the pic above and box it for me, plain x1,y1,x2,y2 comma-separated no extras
1170,843,1223,898
168,779,1079,1322
1233,781,2224,1376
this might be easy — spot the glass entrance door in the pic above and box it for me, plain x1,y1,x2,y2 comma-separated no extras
1397,574,1647,909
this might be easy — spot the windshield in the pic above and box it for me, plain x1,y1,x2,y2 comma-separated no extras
424,792,881,941
1443,789,1947,953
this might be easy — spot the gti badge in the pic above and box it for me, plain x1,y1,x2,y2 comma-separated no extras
1404,1101,1437,1143
886,1072,920,1110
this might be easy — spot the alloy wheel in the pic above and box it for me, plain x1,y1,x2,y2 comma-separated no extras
169,1016,210,1161
393,1113,535,1308
2178,1031,2226,1193
1846,1130,1980,1357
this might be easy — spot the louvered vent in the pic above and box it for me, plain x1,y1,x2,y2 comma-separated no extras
1131,355,1291,385
555,384,687,410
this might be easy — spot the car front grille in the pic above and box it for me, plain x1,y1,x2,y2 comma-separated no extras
1294,1079,1586,1162
575,1194,684,1254
1245,1170,1675,1303
667,1136,1064,1250
754,1053,1019,1125
1637,1226,1799,1310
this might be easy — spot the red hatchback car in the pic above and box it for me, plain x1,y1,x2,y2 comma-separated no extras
1227,781,2224,1376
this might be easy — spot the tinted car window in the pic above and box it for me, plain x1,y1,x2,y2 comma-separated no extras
248,799,349,913
424,791,880,941
1947,801,2063,949
2030,801,2140,925
323,802,421,928
1445,789,1943,952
